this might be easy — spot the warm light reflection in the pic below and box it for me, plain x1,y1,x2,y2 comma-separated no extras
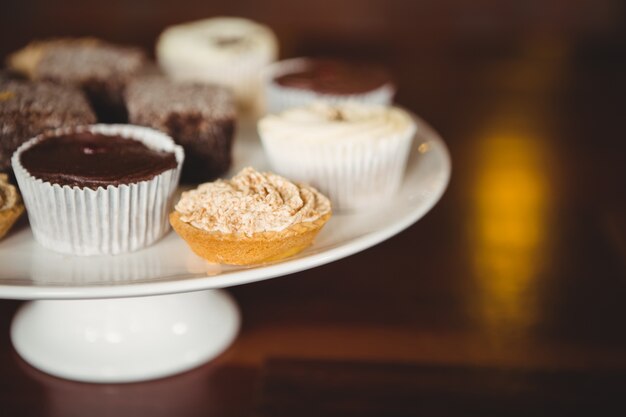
469,132,550,336
468,35,566,339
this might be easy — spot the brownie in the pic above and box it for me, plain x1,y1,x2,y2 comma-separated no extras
19,131,178,189
274,59,392,95
7,38,147,122
0,80,96,172
125,76,236,182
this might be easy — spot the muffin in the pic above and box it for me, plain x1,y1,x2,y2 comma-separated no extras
0,174,24,240
12,124,184,255
258,102,416,211
156,17,278,113
7,38,147,122
264,58,395,113
170,167,331,265
0,79,96,173
125,76,236,183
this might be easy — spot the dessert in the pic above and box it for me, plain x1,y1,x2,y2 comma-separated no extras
125,76,236,182
19,132,178,188
156,17,278,113
0,174,24,240
264,58,395,113
12,124,184,255
170,167,331,265
0,80,96,172
258,102,416,211
7,38,147,121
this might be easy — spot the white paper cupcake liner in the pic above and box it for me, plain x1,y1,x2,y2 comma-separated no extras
160,54,272,113
12,124,184,256
264,58,396,114
259,119,416,212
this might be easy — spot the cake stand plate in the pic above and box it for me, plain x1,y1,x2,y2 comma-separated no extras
0,116,450,383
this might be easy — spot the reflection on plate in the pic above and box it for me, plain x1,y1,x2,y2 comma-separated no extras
0,116,450,300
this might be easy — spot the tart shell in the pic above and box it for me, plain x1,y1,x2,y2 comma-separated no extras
170,211,331,265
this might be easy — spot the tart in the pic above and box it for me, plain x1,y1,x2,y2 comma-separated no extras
170,167,331,265
0,174,24,240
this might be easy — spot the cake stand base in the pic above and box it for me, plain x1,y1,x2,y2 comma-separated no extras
10,290,240,383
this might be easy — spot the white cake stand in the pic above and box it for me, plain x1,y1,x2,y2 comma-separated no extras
0,117,450,383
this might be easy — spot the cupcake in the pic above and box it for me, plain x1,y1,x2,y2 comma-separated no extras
7,38,147,122
156,17,278,113
12,125,184,255
125,76,236,183
170,167,331,265
0,79,96,173
258,102,416,211
0,174,24,240
264,58,395,113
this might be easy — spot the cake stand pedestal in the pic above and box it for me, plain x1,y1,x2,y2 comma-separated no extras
11,290,239,383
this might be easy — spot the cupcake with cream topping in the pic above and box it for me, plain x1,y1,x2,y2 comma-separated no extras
258,102,416,211
156,17,278,113
170,167,331,265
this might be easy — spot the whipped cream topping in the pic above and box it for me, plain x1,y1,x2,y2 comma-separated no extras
0,174,19,211
258,102,416,144
175,167,331,236
157,17,277,64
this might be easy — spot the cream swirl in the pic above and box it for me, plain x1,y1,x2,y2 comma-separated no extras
175,167,331,236
259,102,416,144
157,17,277,64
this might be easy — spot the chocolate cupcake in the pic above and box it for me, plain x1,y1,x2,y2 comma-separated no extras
7,38,147,122
12,124,184,255
265,58,395,113
0,79,96,173
125,76,236,183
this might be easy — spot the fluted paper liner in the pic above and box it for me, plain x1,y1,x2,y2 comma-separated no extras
12,124,184,255
264,58,395,114
162,58,271,114
259,118,416,212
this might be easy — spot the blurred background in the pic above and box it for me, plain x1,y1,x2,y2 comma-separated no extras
1,0,625,119
1,1,625,416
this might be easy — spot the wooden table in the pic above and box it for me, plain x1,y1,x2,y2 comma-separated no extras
1,1,625,416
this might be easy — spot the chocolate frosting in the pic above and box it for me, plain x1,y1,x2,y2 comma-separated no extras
20,132,177,189
274,59,391,95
